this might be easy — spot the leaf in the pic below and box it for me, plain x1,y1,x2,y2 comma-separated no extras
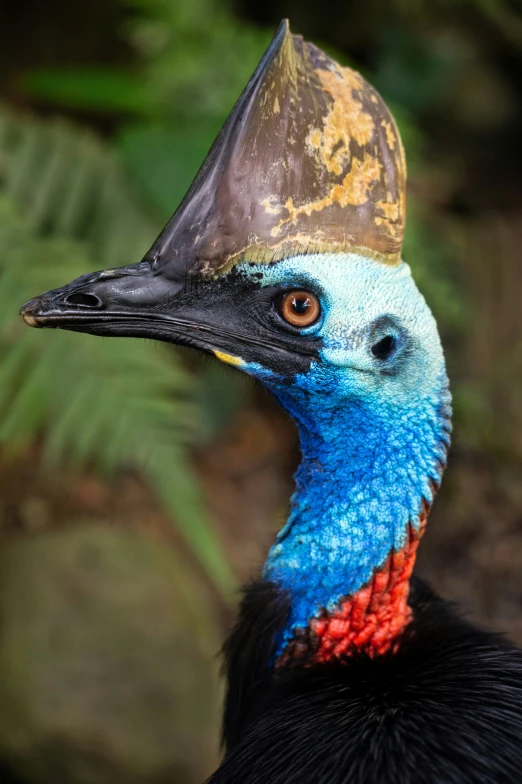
22,69,155,117
0,105,237,599
118,123,221,217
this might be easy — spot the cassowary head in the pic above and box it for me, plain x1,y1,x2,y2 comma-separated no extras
21,20,449,481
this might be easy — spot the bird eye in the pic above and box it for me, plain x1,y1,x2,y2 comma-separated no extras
278,291,320,328
371,335,396,360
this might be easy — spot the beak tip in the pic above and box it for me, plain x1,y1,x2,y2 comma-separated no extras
21,313,40,328
20,300,44,328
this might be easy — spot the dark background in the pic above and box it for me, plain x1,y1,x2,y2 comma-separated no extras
0,0,522,781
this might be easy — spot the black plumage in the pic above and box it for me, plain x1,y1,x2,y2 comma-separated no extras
210,579,522,784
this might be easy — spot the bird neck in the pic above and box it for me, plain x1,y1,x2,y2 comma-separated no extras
263,375,451,665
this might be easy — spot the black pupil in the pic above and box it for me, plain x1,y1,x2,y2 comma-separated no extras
371,335,395,360
292,296,310,314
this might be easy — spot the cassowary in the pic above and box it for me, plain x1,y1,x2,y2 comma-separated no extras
21,20,522,784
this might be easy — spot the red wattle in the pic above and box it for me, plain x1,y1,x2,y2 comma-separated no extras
278,510,428,666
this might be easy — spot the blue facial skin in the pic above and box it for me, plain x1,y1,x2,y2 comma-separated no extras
234,254,452,656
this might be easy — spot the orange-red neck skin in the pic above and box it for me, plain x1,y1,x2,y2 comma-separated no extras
278,513,427,667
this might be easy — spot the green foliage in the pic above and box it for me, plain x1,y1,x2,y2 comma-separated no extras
23,69,156,117
373,26,464,115
22,0,271,218
403,205,467,336
22,0,270,126
124,0,270,122
118,123,219,217
0,105,237,598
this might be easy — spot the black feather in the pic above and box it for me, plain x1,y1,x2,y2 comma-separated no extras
221,581,291,750
212,578,522,784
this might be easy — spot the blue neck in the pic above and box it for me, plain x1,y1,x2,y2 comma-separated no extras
262,373,451,655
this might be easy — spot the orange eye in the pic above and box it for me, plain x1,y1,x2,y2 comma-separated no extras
279,291,320,327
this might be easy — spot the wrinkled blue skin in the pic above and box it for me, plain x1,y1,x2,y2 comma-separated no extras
235,254,452,657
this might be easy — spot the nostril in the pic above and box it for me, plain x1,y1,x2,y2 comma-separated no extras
65,292,101,308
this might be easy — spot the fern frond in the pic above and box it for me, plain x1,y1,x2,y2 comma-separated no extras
0,108,237,598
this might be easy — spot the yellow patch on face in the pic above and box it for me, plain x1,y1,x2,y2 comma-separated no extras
213,350,244,367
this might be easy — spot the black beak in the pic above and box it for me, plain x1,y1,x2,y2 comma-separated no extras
20,261,197,342
19,256,254,362
20,256,320,377
20,260,216,350
20,258,255,360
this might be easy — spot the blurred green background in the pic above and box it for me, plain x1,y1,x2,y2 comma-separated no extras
0,0,522,781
